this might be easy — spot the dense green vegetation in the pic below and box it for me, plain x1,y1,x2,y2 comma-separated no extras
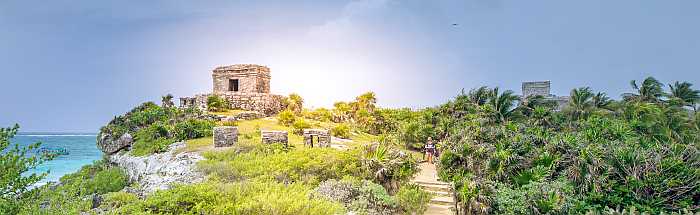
100,101,215,156
15,77,698,214
371,77,699,214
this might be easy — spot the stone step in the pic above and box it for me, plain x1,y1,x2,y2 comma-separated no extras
428,190,452,197
424,204,455,215
412,180,451,187
416,183,452,193
430,196,456,206
424,204,457,215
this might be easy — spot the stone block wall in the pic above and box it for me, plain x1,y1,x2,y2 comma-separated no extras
261,130,288,145
522,81,552,98
303,129,331,148
213,126,238,147
216,92,286,116
212,64,270,94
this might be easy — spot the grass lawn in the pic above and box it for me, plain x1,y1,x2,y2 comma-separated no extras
182,116,381,153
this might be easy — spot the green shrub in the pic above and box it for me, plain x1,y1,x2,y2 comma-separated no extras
348,181,399,215
102,192,139,209
174,119,215,140
207,95,229,112
396,184,432,214
130,122,177,156
112,181,344,215
277,109,296,126
198,145,362,185
130,137,174,156
20,160,129,214
291,118,312,135
305,108,332,122
331,123,351,139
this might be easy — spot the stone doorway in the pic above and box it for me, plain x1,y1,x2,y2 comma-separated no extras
303,129,330,147
229,79,239,92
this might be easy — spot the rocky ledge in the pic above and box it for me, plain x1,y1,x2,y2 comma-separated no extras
107,142,204,195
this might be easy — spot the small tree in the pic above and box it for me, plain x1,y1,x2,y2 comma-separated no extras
161,94,175,108
1,125,52,214
206,95,229,112
287,93,304,115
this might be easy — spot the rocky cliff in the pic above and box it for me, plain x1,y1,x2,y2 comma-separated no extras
107,142,204,195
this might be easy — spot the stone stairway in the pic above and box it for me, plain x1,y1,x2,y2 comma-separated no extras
412,163,457,215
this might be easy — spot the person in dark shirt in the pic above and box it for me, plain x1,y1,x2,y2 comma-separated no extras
425,137,436,164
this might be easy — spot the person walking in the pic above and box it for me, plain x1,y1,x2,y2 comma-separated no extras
425,137,436,164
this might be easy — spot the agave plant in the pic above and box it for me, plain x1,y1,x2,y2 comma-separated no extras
360,143,417,193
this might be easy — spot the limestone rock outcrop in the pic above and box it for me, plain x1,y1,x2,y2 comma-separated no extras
97,133,133,155
107,142,204,195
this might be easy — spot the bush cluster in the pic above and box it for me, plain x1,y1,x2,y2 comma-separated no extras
430,78,700,214
331,123,351,139
20,160,129,214
105,180,344,215
100,101,215,156
206,94,229,112
313,178,431,215
198,144,362,185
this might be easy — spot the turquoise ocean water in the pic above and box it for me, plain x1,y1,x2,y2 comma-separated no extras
12,133,103,185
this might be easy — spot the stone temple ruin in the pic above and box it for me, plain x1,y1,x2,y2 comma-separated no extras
179,64,286,115
521,81,569,111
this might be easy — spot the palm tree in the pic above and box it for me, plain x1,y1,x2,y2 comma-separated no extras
630,77,665,103
591,92,612,110
668,81,700,111
487,87,519,123
161,94,174,108
468,86,491,106
568,87,594,120
518,95,556,117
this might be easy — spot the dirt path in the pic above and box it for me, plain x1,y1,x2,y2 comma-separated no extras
412,163,456,215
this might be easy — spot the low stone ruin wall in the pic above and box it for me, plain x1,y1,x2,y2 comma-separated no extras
213,126,238,147
217,92,286,116
180,93,286,116
303,129,331,148
261,130,288,145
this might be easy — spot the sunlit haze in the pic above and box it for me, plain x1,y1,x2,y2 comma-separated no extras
1,0,699,132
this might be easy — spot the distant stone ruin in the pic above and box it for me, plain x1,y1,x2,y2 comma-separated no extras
213,126,238,147
179,64,287,115
261,130,288,146
303,129,331,148
521,81,569,111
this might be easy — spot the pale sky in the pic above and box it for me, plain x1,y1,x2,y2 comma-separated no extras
1,0,699,132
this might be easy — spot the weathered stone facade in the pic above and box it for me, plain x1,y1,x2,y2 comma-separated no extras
179,64,286,116
303,129,331,148
261,130,288,145
521,81,570,111
522,81,553,98
213,126,238,147
213,64,270,94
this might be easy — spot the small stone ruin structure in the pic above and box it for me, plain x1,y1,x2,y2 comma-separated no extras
521,81,570,111
303,129,331,148
179,64,287,115
213,126,238,147
261,130,288,146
